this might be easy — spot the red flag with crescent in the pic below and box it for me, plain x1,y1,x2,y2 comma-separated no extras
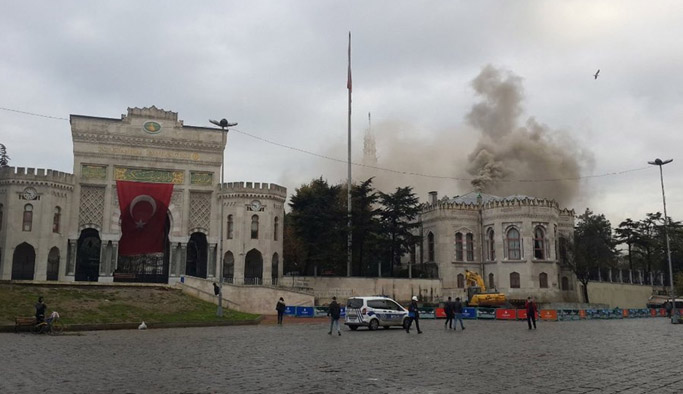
116,180,173,256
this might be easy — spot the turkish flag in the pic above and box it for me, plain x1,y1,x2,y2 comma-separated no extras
116,180,174,256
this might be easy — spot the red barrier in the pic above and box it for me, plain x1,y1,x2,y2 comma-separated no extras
650,308,657,317
622,309,629,318
495,309,517,320
435,308,446,318
659,308,667,317
579,310,586,319
539,310,558,321
516,309,539,320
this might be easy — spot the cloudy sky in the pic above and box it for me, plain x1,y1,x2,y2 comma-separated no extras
1,1,682,228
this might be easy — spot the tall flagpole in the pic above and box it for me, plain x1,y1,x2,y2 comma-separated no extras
346,31,353,277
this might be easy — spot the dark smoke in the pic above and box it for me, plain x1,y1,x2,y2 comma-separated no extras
465,65,593,204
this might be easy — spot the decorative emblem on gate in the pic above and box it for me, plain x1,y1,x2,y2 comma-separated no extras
142,121,162,134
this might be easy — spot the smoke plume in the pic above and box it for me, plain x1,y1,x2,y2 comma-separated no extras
465,65,593,204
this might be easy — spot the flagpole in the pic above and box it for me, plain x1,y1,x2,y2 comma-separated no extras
346,31,352,277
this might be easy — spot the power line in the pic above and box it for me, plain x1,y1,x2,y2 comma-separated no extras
0,105,653,183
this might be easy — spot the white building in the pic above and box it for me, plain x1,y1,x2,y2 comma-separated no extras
0,107,285,285
416,191,578,303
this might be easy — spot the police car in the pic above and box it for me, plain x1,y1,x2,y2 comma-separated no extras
345,296,410,331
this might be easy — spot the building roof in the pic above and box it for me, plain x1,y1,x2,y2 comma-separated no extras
447,191,537,205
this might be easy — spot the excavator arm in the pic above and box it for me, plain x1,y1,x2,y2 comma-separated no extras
465,270,486,292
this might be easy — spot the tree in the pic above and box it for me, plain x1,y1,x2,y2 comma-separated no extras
347,178,381,276
377,186,421,276
615,218,639,270
288,178,345,275
564,209,618,303
0,143,9,167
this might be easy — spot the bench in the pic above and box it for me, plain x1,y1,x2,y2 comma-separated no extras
113,273,136,282
15,317,36,333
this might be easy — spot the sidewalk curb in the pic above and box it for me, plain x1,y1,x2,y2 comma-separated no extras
1,315,264,333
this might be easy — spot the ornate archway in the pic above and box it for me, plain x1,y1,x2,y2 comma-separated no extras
76,228,101,281
186,232,208,278
12,242,35,280
245,249,263,285
223,251,234,282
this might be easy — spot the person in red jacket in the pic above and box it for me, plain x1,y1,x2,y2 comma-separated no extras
525,297,537,330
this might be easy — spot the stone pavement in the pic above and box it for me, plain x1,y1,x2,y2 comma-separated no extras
1,318,681,393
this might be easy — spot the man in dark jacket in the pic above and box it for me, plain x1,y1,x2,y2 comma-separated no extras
327,296,342,336
525,296,538,330
406,296,422,334
276,297,286,325
453,297,465,330
444,296,454,329
35,296,47,323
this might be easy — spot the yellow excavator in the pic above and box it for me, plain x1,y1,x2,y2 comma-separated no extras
465,270,507,307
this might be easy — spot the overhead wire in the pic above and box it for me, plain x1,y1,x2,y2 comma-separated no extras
1,105,653,183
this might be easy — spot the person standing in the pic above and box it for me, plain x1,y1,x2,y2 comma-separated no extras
453,297,465,330
35,296,47,323
525,296,538,330
276,297,286,325
406,296,422,334
327,296,342,336
444,296,454,329
665,300,673,318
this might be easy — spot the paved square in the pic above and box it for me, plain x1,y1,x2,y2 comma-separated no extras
1,318,681,393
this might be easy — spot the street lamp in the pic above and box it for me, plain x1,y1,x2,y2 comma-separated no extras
210,118,238,317
648,158,677,323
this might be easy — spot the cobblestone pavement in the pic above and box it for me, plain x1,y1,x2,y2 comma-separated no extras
1,318,682,393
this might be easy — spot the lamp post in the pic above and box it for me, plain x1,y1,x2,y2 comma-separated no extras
648,158,677,323
210,118,237,317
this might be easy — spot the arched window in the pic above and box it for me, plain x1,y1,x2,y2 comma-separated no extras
274,217,279,241
534,226,545,260
427,232,435,262
455,232,463,261
23,204,33,232
539,272,548,288
0,203,4,232
487,228,495,261
223,251,234,281
488,272,495,289
561,276,570,291
53,206,61,233
251,215,259,239
506,228,521,260
457,273,465,288
466,233,474,261
227,215,234,239
558,237,567,265
510,272,520,288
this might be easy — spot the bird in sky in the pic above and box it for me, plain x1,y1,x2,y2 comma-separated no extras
594,69,600,79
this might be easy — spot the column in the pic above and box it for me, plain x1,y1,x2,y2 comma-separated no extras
67,240,77,275
99,242,108,276
263,250,272,286
629,270,633,284
208,244,216,277
618,269,623,283
180,243,187,276
112,242,119,272
234,251,245,285
169,244,177,277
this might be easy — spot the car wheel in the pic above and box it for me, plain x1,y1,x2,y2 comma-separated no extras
368,319,379,331
349,325,358,331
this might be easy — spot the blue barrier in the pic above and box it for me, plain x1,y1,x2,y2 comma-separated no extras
284,306,297,316
340,307,346,317
296,306,315,317
462,307,477,319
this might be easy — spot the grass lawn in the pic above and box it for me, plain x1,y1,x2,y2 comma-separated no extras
0,283,258,325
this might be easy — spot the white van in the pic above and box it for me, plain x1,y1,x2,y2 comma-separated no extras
345,296,410,331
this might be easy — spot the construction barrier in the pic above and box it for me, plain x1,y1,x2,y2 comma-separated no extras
419,308,436,319
622,309,629,318
314,307,329,317
462,307,478,319
477,308,496,319
284,306,297,316
539,310,558,321
558,309,581,321
495,309,517,320
578,310,586,319
516,309,539,320
435,308,446,318
295,306,315,317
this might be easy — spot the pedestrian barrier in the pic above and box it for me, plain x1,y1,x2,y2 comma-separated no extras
477,308,496,319
539,310,558,321
284,306,297,316
295,306,315,317
516,309,539,320
462,307,478,319
314,307,328,317
495,309,517,320
578,310,586,319
435,308,446,318
419,308,436,319
558,310,580,321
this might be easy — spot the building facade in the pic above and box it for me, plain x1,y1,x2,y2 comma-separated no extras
0,107,285,285
416,191,578,303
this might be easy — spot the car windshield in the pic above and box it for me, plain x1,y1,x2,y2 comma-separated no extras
347,299,363,308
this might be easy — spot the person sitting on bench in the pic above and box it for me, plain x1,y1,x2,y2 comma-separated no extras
35,296,47,323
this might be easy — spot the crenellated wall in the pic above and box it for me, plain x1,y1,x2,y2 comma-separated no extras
0,166,74,187
222,182,287,199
